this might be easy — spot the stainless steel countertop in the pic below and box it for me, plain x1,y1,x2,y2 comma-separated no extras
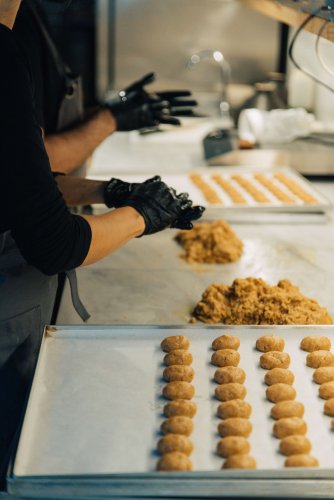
57,181,334,325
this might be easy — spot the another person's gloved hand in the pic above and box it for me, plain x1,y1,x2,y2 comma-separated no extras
104,73,197,131
104,175,205,235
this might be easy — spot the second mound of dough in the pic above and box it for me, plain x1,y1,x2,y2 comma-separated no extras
175,220,243,264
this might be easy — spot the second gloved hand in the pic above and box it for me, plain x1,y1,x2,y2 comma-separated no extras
104,176,205,235
104,73,197,132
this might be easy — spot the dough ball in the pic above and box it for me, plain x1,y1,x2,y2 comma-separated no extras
260,351,290,370
218,418,252,438
266,383,296,403
279,436,311,456
163,381,195,400
273,417,307,439
217,400,252,419
300,336,331,352
313,366,334,385
324,398,334,417
211,349,240,367
319,381,334,400
284,454,319,468
161,416,194,436
157,452,192,471
161,335,190,353
158,434,193,455
163,400,197,418
271,400,305,420
331,419,334,429
306,350,334,368
217,436,250,458
164,350,193,366
215,383,247,402
264,368,295,386
256,335,285,353
223,454,256,469
163,365,194,383
214,367,246,385
212,335,240,351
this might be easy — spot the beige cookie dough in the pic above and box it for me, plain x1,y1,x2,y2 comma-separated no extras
313,367,334,384
211,349,240,367
215,383,247,402
163,400,197,418
163,381,195,401
306,350,334,368
279,436,311,456
192,278,332,325
264,368,295,386
256,335,285,353
273,417,307,439
175,220,243,264
157,452,192,471
163,365,194,383
260,351,290,370
218,418,252,438
161,416,194,436
217,436,250,458
161,335,190,353
319,381,334,400
212,334,240,351
214,367,246,385
271,400,305,420
223,454,256,469
284,454,319,468
300,336,331,352
217,400,252,419
164,350,193,366
324,398,334,417
158,434,193,456
266,383,296,403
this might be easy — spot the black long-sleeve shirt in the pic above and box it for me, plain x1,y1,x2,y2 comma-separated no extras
0,24,91,275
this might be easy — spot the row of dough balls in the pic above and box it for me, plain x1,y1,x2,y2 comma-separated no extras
157,335,196,471
301,336,334,431
257,335,318,467
211,334,256,469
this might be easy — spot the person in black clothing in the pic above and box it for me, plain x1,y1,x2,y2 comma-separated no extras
0,0,204,483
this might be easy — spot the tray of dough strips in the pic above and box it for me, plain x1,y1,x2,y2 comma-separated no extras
8,325,334,499
94,167,330,215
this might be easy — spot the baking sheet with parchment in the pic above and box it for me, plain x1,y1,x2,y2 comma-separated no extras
13,325,334,477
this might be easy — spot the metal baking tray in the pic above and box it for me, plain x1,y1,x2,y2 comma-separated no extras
8,325,334,498
89,167,332,216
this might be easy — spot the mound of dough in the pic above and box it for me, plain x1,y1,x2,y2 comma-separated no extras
324,398,334,417
217,436,250,458
164,350,193,366
260,351,290,370
271,401,305,420
215,383,247,402
256,335,285,352
163,400,197,418
217,400,252,419
211,349,240,367
306,350,334,368
265,368,294,386
163,381,195,401
300,336,331,353
214,367,246,385
161,416,194,436
284,455,319,468
163,365,194,383
212,334,240,351
157,452,192,471
158,435,193,455
223,454,256,469
193,278,332,325
319,381,334,400
266,383,296,403
313,367,334,385
218,418,252,438
161,335,190,352
279,436,311,456
175,220,243,264
273,417,307,439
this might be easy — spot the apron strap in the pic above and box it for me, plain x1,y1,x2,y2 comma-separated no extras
64,270,90,322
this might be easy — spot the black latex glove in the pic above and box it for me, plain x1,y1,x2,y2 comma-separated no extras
104,175,205,235
104,73,197,132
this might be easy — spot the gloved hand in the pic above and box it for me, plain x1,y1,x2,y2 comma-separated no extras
104,73,197,131
104,175,205,235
